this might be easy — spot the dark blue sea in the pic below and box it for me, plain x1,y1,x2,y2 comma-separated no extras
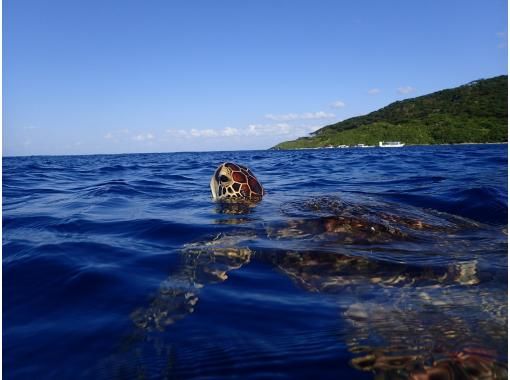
3,144,508,379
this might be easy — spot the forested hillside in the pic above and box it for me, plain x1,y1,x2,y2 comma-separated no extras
274,75,507,149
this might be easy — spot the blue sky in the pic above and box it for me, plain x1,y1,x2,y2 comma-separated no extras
4,0,508,156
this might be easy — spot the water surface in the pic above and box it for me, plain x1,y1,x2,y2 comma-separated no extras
3,144,508,379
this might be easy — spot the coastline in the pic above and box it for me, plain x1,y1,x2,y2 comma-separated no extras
271,142,508,150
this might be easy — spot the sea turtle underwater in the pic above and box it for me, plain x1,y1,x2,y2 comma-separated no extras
129,162,507,378
209,162,478,244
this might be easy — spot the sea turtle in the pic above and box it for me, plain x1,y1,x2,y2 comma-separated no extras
210,162,264,203
209,162,480,245
128,162,507,378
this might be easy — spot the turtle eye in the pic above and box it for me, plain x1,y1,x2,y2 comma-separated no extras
220,175,229,183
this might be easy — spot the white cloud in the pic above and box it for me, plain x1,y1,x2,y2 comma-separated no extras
104,129,133,140
190,128,217,137
264,111,336,121
246,123,291,136
397,86,415,94
330,100,346,108
171,127,241,138
132,133,155,141
368,88,381,95
222,127,240,136
166,123,320,140
245,123,322,138
162,111,334,144
166,129,189,138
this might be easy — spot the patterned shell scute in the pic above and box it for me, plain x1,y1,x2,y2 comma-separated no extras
232,172,247,183
230,163,263,198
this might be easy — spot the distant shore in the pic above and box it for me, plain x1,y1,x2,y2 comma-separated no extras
272,142,508,150
272,76,507,151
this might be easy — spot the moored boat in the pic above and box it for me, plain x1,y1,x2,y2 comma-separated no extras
355,144,375,148
379,141,405,148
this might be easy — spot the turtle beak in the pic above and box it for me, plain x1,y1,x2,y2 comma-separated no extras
210,175,219,200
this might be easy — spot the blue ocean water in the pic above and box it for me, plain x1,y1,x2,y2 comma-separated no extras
3,144,508,379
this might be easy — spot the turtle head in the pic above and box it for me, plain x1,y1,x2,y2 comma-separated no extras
210,162,264,203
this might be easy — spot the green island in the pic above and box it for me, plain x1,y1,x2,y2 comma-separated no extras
273,75,507,149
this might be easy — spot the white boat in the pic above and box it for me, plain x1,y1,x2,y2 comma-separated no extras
355,144,374,148
379,141,405,148
337,145,349,148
